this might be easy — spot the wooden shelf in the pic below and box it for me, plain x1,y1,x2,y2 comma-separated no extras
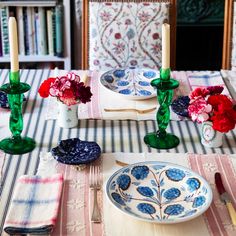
0,55,66,62
0,1,57,7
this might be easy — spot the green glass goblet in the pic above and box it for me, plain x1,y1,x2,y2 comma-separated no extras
144,68,180,149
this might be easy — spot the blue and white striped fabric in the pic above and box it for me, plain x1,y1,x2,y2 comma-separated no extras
0,69,236,235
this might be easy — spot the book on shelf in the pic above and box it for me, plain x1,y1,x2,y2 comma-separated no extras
0,20,2,57
26,7,35,55
0,6,9,56
55,3,63,57
34,7,39,55
52,6,56,55
22,7,29,55
37,7,47,55
16,6,25,55
46,8,54,56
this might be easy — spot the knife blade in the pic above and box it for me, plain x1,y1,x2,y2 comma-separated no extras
215,172,236,225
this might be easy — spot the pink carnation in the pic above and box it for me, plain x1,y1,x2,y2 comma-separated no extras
188,98,212,123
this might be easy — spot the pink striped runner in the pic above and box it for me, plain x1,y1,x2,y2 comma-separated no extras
53,160,103,236
188,154,236,236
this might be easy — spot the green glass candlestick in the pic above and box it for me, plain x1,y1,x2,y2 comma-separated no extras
144,68,180,149
0,72,36,154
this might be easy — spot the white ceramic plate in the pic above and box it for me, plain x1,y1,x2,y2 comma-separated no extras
100,68,158,100
106,161,212,224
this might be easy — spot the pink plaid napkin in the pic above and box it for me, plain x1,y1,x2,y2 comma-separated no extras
4,173,64,235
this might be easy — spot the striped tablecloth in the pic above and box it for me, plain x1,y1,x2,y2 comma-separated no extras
0,69,236,235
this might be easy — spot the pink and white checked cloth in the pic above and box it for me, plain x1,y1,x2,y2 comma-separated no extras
4,173,64,235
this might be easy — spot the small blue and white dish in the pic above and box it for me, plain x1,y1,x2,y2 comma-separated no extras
100,68,158,100
0,91,26,109
51,138,101,165
106,161,212,224
171,96,190,118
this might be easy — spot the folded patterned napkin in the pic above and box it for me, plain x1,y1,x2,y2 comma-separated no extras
221,69,236,100
186,70,230,95
4,173,63,235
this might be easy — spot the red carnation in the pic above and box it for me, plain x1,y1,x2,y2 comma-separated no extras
38,77,56,98
189,87,209,100
211,112,236,133
208,94,233,112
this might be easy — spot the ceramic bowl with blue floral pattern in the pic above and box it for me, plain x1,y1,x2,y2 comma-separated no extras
106,161,212,224
100,68,158,100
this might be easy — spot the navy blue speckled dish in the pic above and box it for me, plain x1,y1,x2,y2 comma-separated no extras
171,96,190,117
0,91,9,108
51,138,101,165
0,91,26,109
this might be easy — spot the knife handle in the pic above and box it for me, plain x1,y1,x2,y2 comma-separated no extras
226,202,236,225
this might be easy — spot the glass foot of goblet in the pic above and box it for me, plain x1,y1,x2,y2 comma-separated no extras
144,132,180,149
0,137,36,154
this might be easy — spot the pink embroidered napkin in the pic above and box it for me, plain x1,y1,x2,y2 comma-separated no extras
4,173,64,235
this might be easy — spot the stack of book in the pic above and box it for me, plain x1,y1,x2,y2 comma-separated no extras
0,3,63,57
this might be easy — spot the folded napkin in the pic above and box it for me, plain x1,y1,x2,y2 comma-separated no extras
4,173,63,235
186,70,230,95
221,69,236,100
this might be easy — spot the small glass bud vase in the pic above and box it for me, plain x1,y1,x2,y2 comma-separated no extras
57,101,78,128
201,121,223,148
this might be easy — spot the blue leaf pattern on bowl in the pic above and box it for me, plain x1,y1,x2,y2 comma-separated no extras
139,90,152,96
117,81,129,86
113,69,126,78
143,71,157,78
119,89,132,95
106,161,212,223
138,81,149,86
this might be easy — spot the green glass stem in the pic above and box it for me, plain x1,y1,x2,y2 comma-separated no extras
144,68,180,149
8,94,23,138
0,73,36,154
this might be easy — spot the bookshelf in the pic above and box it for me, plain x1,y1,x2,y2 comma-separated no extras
0,0,71,70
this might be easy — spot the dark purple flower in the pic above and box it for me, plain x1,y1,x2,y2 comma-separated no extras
152,33,159,40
